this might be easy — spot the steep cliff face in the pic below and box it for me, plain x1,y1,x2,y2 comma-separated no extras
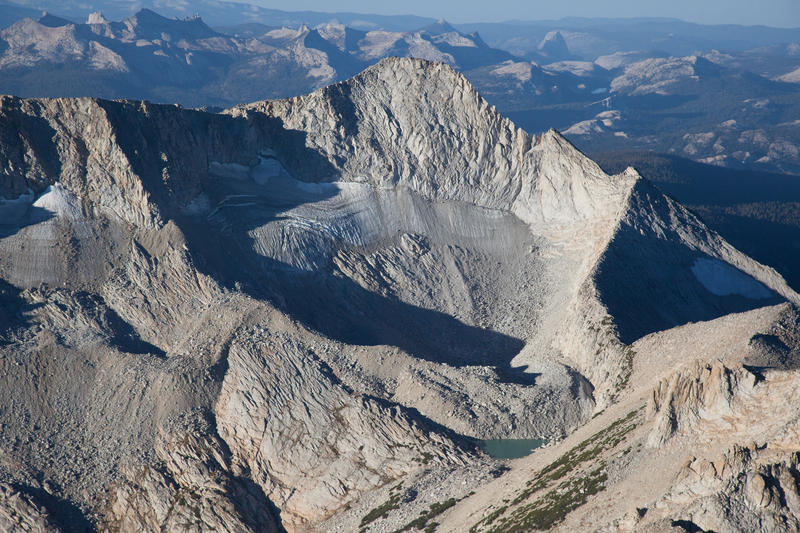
213,316,471,527
0,95,273,228
231,58,630,224
105,431,282,533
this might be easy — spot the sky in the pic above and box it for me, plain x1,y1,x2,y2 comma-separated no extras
251,0,800,27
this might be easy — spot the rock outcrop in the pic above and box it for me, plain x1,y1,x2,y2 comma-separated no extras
646,360,757,447
214,320,469,527
657,445,800,533
0,484,63,533
105,431,281,533
437,304,800,533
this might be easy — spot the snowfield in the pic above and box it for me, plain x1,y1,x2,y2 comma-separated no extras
691,257,774,299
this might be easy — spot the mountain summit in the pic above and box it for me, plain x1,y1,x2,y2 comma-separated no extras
420,18,459,35
119,8,219,40
537,30,571,59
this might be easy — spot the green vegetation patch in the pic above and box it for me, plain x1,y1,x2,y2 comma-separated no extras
394,498,458,532
613,346,636,397
490,467,607,532
361,492,402,528
361,483,466,532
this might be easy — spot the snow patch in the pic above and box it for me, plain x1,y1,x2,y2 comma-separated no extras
251,157,287,185
691,258,773,299
33,183,82,219
210,156,289,185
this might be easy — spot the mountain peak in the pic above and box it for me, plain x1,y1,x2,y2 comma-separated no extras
359,56,472,92
124,8,218,40
37,12,73,28
232,54,636,235
538,30,571,59
87,11,107,25
131,8,162,20
421,18,458,35
233,54,527,204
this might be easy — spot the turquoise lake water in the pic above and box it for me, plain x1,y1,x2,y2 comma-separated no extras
478,438,547,460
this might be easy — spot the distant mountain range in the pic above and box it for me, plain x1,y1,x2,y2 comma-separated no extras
0,9,520,106
0,0,438,31
4,1,799,55
460,17,800,59
0,2,799,174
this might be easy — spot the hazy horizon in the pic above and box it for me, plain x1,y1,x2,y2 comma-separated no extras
246,0,800,28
